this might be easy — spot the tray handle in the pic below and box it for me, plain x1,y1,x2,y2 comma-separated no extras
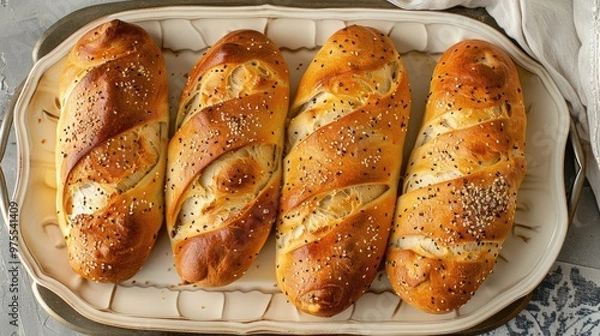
567,115,586,224
0,86,16,226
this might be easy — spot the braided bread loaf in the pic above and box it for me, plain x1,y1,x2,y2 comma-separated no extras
56,20,169,282
276,25,412,317
385,39,527,313
166,30,289,287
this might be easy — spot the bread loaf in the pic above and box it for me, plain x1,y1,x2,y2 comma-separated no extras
385,39,527,313
56,19,169,282
275,25,411,317
166,30,289,287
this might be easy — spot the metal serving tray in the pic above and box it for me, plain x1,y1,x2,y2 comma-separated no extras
0,0,585,335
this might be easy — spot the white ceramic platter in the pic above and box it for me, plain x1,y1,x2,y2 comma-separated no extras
12,5,569,335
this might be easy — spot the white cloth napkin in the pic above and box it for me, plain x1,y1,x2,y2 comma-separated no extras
387,0,600,211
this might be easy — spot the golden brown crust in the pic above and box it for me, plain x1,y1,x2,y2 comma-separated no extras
173,182,279,286
56,19,169,282
385,39,527,313
276,25,411,317
166,30,289,287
